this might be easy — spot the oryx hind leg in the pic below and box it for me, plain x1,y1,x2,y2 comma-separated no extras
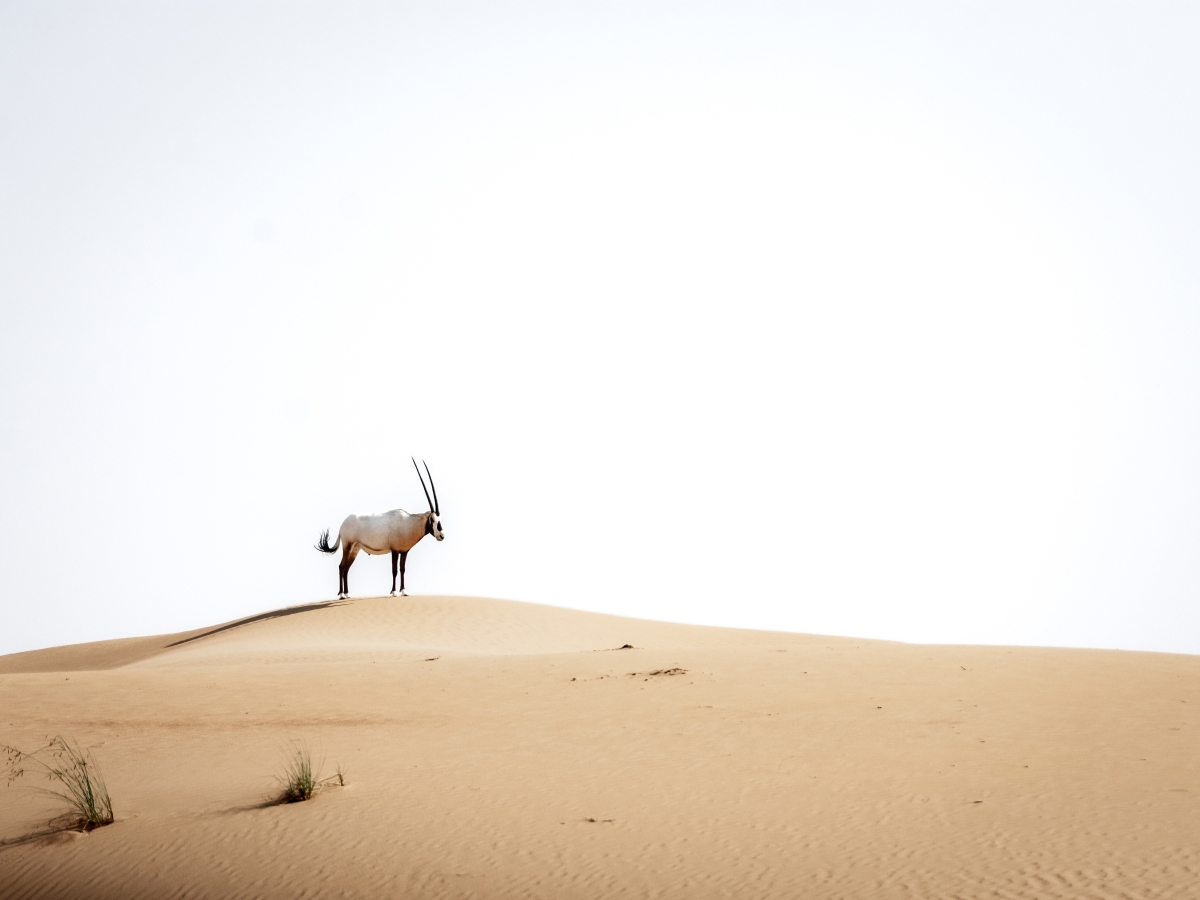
339,543,359,599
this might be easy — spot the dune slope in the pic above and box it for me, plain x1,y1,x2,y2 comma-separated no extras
1,595,1197,899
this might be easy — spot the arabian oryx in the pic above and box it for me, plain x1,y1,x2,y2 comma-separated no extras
315,459,445,599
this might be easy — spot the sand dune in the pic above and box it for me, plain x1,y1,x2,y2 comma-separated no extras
1,595,1197,899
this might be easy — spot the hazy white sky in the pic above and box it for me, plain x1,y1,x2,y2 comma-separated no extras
3,2,1200,656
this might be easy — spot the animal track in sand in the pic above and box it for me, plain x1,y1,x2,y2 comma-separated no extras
628,668,688,679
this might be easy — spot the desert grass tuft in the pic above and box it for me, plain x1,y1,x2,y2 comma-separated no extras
3,736,114,831
275,741,345,803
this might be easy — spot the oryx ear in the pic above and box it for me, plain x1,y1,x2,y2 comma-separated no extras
412,456,434,512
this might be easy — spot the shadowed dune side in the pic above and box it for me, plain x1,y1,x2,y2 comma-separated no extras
0,600,348,673
0,633,202,674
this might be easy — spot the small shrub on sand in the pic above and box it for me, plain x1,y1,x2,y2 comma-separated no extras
275,741,345,803
3,736,114,831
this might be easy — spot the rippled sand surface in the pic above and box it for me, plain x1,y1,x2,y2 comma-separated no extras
1,595,1197,899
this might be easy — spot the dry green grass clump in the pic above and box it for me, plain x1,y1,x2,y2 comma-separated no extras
275,742,345,803
3,736,114,831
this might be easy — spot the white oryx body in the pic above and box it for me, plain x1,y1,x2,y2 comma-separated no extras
328,509,432,557
316,459,445,598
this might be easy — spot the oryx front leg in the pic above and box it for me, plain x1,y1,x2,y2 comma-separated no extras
390,550,399,596
398,550,408,596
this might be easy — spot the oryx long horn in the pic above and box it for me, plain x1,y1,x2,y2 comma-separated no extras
412,456,434,513
423,460,439,515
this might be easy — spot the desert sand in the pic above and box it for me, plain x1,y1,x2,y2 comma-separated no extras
0,595,1197,899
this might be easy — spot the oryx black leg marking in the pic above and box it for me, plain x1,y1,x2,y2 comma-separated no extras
399,551,408,593
339,544,350,596
391,550,399,594
340,543,359,597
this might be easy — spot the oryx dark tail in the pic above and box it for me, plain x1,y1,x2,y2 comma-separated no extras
315,529,340,554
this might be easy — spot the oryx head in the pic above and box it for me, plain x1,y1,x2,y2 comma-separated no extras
412,457,445,541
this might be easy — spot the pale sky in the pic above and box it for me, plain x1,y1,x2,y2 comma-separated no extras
3,2,1200,656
